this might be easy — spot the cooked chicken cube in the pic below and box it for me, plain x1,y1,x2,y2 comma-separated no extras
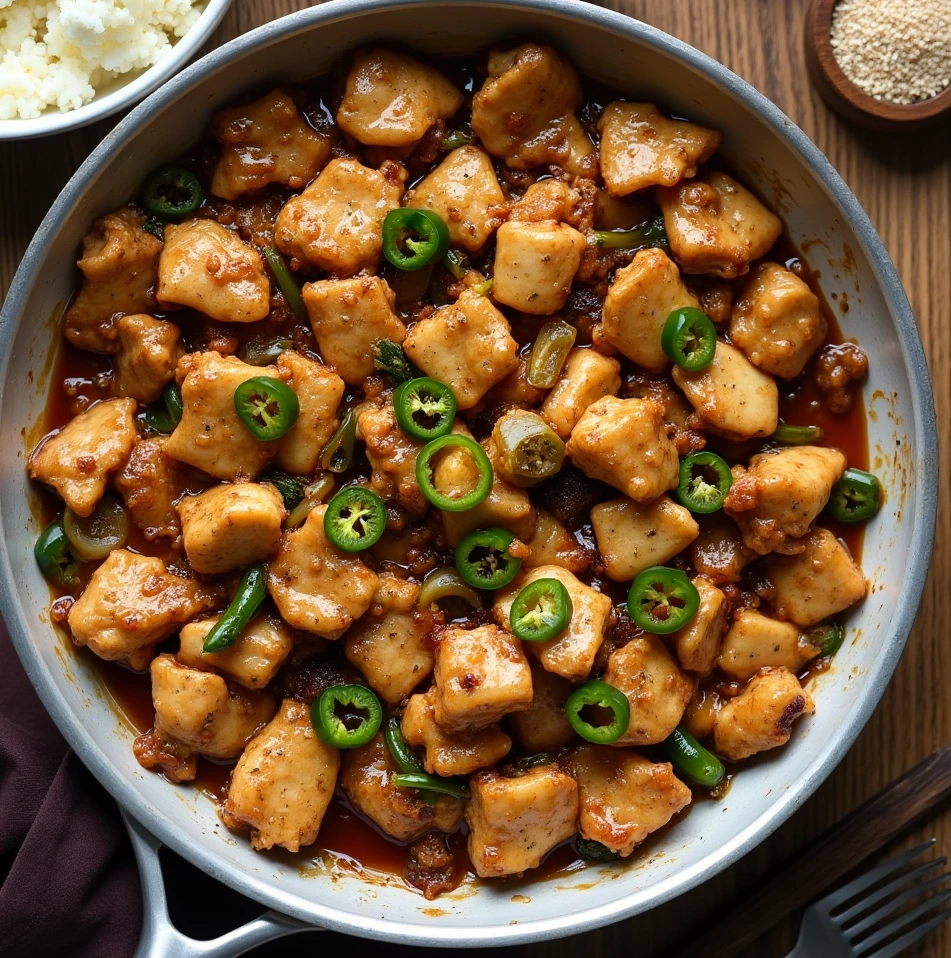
566,397,680,502
67,549,219,667
718,609,821,682
402,689,511,776
670,576,728,674
591,495,699,582
274,157,404,275
341,733,464,842
178,482,286,576
471,44,597,178
303,276,406,386
492,220,586,315
357,399,428,514
132,727,198,783
157,219,270,323
658,171,783,279
690,516,756,585
64,207,162,353
603,636,694,746
466,765,579,878
114,437,191,542
598,102,721,197
509,178,580,224
681,686,721,741
509,661,576,752
714,667,814,761
178,613,294,689
113,315,183,404
572,746,691,856
600,248,701,373
337,48,463,147
730,262,827,380
768,528,866,628
403,289,518,409
524,507,589,572
724,445,847,555
495,565,613,683
222,699,340,851
541,347,622,440
672,340,779,442
211,89,330,200
28,398,137,517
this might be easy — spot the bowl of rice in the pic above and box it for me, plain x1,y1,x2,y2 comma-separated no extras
0,0,233,139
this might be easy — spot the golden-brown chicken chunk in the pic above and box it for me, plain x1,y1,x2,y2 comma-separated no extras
591,495,699,582
113,315,183,404
523,508,589,572
724,445,847,555
598,102,721,197
471,44,596,177
509,661,576,753
274,157,404,275
714,667,814,761
337,49,463,147
730,263,827,381
541,348,622,440
408,146,506,252
767,528,866,628
67,549,219,668
64,207,162,353
28,398,137,517
572,746,691,857
670,576,728,675
717,609,820,682
357,399,428,514
600,248,701,373
114,437,192,542
672,341,779,442
303,276,406,386
222,699,340,851
690,516,756,585
509,178,581,224
658,171,783,279
566,397,680,502
157,220,270,323
466,765,579,878
403,289,518,410
211,89,330,200
178,482,285,576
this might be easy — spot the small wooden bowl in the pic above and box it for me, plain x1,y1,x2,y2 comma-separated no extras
805,0,951,130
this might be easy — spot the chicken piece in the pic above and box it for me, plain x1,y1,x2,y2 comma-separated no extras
471,43,597,178
357,399,427,514
598,102,721,197
432,625,533,734
724,445,847,555
466,765,579,878
600,248,701,373
274,157,404,275
492,220,586,315
404,146,505,253
302,276,406,386
341,733,464,842
64,207,163,353
402,289,518,410
492,354,548,408
541,348,622,440
178,613,294,690
690,516,756,585
566,397,680,502
28,398,137,517
157,220,270,323
591,495,699,582
495,565,613,683
572,746,691,857
603,635,694,746
672,341,779,442
524,507,589,573
658,171,783,279
267,504,378,638
114,437,191,542
337,49,463,147
670,576,728,674
178,482,285,576
113,315,183,404
165,351,281,481
132,727,198,783
718,609,821,682
211,89,330,200
67,549,220,667
510,179,580,224
506,661,575,753
222,699,340,851
768,528,866,628
714,667,814,761
682,686,721,741
401,689,511,776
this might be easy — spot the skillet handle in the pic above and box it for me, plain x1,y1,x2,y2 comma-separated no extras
123,811,316,958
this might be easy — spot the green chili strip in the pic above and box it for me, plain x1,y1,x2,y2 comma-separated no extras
527,319,577,388
827,468,881,523
284,474,335,529
628,566,700,635
312,684,382,749
442,129,475,151
141,166,203,219
662,307,717,371
416,434,493,512
576,837,620,863
323,486,387,552
233,376,300,441
589,214,667,250
509,577,572,642
455,527,522,590
674,451,733,514
417,566,482,611
392,772,470,800
382,208,451,271
144,381,183,434
35,518,80,589
565,679,630,745
443,249,471,281
203,564,267,652
807,621,846,657
385,716,425,774
663,727,725,787
262,246,306,320
320,409,357,473
243,338,294,367
771,423,824,445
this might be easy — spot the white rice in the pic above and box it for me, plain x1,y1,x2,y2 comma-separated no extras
0,0,201,120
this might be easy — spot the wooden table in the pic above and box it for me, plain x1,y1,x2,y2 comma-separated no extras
1,1,948,955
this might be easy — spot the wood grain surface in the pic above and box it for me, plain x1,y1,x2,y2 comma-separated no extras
1,2,949,956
